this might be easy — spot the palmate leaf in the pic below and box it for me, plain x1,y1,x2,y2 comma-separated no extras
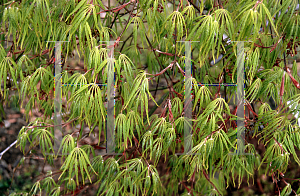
116,113,128,149
235,2,278,50
174,116,187,135
188,8,233,66
213,8,234,58
142,130,154,158
17,54,35,79
59,146,97,185
34,0,53,34
212,130,231,164
57,134,75,161
193,84,212,111
259,137,290,175
162,10,186,41
257,113,287,142
235,7,261,42
116,159,162,195
42,171,57,194
201,98,231,118
0,56,19,99
151,136,164,165
50,187,61,196
273,0,297,28
65,0,91,23
259,3,279,36
16,126,32,154
219,153,254,188
148,165,162,193
163,127,176,154
184,129,236,178
29,181,41,196
127,110,143,140
127,17,146,53
281,183,292,196
115,110,144,152
145,1,164,41
63,72,87,98
3,6,21,45
31,128,54,156
246,78,262,103
118,54,136,85
171,97,183,118
245,47,259,85
282,130,300,165
4,0,300,195
20,66,53,107
64,1,96,53
98,26,116,42
81,144,96,157
88,47,108,70
92,57,118,83
181,5,195,27
68,83,106,130
123,71,158,125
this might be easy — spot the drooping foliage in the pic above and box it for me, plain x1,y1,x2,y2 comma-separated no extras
1,0,300,195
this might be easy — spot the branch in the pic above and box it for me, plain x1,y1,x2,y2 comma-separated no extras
96,0,135,15
0,117,79,161
286,67,300,90
246,102,258,117
190,166,197,196
202,169,221,195
187,0,201,13
273,137,285,154
145,35,174,97
281,177,297,195
0,140,17,160
149,61,174,78
109,2,135,49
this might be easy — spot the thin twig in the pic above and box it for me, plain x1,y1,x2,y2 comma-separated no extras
0,140,18,160
187,0,201,13
109,0,126,29
202,169,221,195
145,35,174,98
120,32,133,52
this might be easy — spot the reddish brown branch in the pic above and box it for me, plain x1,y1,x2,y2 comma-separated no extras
202,169,221,195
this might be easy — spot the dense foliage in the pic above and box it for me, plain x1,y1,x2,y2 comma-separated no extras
1,0,300,195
